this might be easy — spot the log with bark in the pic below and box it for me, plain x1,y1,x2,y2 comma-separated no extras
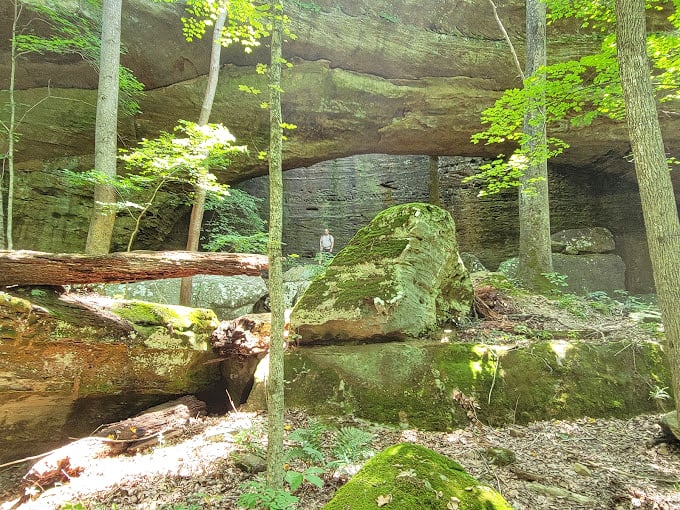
211,313,273,357
0,250,268,287
16,396,206,504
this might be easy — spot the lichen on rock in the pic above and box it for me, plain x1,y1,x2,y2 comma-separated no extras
290,202,473,342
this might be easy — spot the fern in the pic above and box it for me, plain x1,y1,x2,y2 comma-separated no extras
331,426,375,465
284,420,327,463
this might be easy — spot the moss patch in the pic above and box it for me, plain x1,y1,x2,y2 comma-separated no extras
291,203,473,340
264,340,672,430
323,443,512,509
111,300,218,350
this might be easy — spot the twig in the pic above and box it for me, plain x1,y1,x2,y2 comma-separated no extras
487,0,524,81
0,452,50,469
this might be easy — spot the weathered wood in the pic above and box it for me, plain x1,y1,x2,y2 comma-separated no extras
211,313,272,356
94,395,206,441
18,396,206,502
0,250,268,286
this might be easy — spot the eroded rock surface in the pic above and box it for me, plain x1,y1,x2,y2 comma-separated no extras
290,203,473,342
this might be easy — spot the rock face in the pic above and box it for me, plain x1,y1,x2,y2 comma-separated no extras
290,203,473,342
104,275,269,320
323,443,513,510
0,289,222,463
245,340,669,431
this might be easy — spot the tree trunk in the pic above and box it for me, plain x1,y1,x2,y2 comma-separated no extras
0,250,267,286
428,155,440,206
85,0,122,255
5,0,19,251
615,0,680,426
179,7,228,306
266,0,286,490
516,0,552,290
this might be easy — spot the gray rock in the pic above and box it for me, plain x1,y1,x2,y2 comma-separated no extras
290,202,473,342
103,275,268,320
551,227,616,254
498,253,626,295
460,252,487,273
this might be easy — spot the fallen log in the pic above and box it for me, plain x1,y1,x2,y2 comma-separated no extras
17,396,207,504
0,250,268,286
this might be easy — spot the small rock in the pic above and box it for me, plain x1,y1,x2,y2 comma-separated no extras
232,452,267,473
572,462,592,476
483,447,516,466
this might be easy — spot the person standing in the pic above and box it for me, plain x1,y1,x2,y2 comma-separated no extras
319,228,334,260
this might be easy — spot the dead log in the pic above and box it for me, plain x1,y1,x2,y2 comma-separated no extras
0,250,268,287
211,313,272,356
18,396,206,502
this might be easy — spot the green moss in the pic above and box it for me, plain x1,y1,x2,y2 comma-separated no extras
278,340,671,430
323,443,512,510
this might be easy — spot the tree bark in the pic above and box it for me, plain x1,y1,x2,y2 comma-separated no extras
428,155,440,206
615,0,680,425
516,0,553,290
85,0,121,255
0,250,267,286
179,7,229,306
266,0,286,490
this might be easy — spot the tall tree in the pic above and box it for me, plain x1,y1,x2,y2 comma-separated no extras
179,6,228,305
516,0,553,289
3,0,20,250
615,0,680,421
172,0,268,305
85,0,122,255
265,0,285,489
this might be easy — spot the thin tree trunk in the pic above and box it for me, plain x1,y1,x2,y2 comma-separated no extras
428,155,440,206
516,0,552,290
266,0,285,490
179,7,228,306
85,0,121,255
615,0,680,422
6,0,20,250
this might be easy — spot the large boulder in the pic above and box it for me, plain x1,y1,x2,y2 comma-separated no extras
498,253,626,295
103,275,269,320
289,203,473,342
323,443,512,510
0,289,222,464
244,340,670,430
551,227,616,255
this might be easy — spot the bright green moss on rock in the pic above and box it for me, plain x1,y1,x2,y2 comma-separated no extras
247,339,672,430
291,203,473,342
111,300,219,350
323,443,512,510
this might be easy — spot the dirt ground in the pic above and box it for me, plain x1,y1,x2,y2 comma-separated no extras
1,286,679,509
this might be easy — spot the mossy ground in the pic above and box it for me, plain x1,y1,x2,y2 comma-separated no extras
323,443,512,509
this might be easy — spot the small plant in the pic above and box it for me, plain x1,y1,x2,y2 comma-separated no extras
284,466,325,492
649,385,671,401
285,420,327,464
329,426,375,467
238,477,299,510
541,271,569,290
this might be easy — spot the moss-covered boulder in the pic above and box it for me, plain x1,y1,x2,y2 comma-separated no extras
323,442,512,509
290,203,473,342
245,340,670,430
0,290,222,464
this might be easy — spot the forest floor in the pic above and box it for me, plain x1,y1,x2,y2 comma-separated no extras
2,286,680,510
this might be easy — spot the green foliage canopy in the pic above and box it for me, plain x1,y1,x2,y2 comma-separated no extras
467,0,680,194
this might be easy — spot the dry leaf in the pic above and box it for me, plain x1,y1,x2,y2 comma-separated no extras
376,494,393,507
